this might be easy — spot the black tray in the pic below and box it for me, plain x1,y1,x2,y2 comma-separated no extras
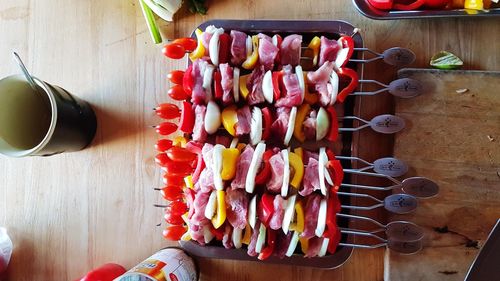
179,19,362,269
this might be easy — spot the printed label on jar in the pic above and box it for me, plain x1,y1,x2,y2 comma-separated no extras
115,248,197,281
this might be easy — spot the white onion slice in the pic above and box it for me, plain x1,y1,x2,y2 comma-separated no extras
262,70,274,103
212,144,224,190
316,107,330,141
318,147,328,196
284,107,297,146
204,101,221,134
329,70,339,105
232,228,243,249
203,64,215,100
315,198,327,237
281,149,290,197
272,35,279,47
209,28,223,65
230,137,239,149
324,167,334,186
246,35,252,57
335,45,350,68
318,238,330,257
255,224,267,254
295,65,305,103
233,68,240,103
282,194,297,234
248,195,257,229
203,225,214,244
285,231,300,257
245,142,266,194
250,107,263,145
204,190,217,219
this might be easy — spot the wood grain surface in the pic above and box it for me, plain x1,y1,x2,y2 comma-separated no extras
0,0,500,280
389,69,500,281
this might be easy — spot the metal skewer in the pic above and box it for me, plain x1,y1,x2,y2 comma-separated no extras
349,47,416,67
352,78,422,98
339,232,422,254
341,171,439,199
339,114,405,134
338,192,418,214
336,156,408,178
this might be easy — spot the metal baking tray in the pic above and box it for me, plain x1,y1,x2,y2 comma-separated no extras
353,0,500,19
178,19,363,269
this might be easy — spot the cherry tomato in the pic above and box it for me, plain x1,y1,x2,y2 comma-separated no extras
168,84,189,101
155,122,178,136
154,103,180,119
164,211,184,225
79,263,127,281
162,43,186,59
162,225,186,241
155,153,172,166
161,161,193,176
166,200,188,217
155,139,173,152
167,70,185,85
163,174,185,186
166,147,197,162
160,185,184,201
172,37,197,52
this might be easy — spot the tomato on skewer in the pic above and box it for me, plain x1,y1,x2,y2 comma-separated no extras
166,146,197,162
168,84,189,100
162,225,186,241
167,70,185,85
155,139,173,152
162,43,186,59
154,103,180,119
160,185,184,201
172,37,197,52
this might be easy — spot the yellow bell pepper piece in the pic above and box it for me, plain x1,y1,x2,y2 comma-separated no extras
294,147,303,160
289,201,305,233
293,103,310,143
211,190,226,229
236,143,246,152
464,0,483,9
189,28,205,61
288,152,304,189
299,237,309,253
303,72,319,105
308,36,321,66
239,74,250,99
172,136,187,147
184,175,194,189
221,105,238,136
242,224,252,245
242,35,259,70
221,148,240,180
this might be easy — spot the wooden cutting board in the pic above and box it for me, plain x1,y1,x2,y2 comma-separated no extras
386,68,500,281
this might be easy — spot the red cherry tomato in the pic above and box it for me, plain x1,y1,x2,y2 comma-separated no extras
168,85,189,101
155,103,180,119
166,147,197,162
162,43,186,59
160,185,184,201
161,161,193,176
155,122,178,136
163,174,185,186
172,37,197,52
155,153,171,166
165,200,188,217
155,139,173,152
168,70,185,85
79,263,126,281
164,211,184,225
162,225,186,241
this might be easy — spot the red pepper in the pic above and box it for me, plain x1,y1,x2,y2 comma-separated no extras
261,108,273,141
338,36,354,68
272,71,283,101
327,226,341,254
258,194,275,227
182,64,194,96
328,160,344,187
218,33,231,64
326,106,339,142
210,224,225,241
337,68,359,103
393,0,425,10
367,0,393,10
214,70,223,100
179,101,194,133
258,229,277,260
255,150,273,185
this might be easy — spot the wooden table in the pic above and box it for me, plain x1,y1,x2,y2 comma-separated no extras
1,1,499,280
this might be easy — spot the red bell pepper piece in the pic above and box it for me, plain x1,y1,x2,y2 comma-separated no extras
218,33,231,64
337,68,359,103
179,101,195,133
327,227,341,254
338,36,354,68
182,64,194,96
328,160,344,187
326,106,339,142
272,71,283,101
258,194,275,227
367,0,393,10
255,150,273,185
393,0,425,10
214,70,223,100
261,107,272,141
258,229,277,260
210,224,225,241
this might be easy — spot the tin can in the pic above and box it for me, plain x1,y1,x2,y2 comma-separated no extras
115,248,198,281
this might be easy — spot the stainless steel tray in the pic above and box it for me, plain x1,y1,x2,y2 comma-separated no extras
178,19,363,269
353,0,500,19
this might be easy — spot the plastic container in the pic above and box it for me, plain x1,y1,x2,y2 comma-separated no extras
0,228,13,274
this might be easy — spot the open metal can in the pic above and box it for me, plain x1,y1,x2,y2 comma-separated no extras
115,248,198,281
